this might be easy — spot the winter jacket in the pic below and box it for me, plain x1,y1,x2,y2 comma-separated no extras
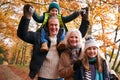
74,60,110,80
17,16,89,79
58,50,75,80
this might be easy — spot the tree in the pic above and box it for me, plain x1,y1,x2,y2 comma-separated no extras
0,0,120,73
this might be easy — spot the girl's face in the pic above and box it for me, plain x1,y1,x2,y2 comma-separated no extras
86,46,98,58
49,8,59,16
48,18,60,36
68,32,80,48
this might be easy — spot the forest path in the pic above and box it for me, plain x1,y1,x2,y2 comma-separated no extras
0,65,28,80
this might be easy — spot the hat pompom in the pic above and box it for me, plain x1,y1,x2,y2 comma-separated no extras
84,35,99,50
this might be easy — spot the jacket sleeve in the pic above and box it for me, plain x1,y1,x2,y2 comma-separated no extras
62,11,80,23
17,16,40,44
58,52,75,78
103,60,110,80
32,11,44,23
79,19,89,38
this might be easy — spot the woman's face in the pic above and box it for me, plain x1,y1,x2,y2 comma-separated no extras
86,46,98,58
49,8,58,16
68,32,80,48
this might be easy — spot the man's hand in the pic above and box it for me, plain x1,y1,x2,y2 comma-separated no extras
80,7,89,20
23,4,35,19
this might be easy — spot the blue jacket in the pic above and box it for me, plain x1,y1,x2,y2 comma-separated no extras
17,16,89,79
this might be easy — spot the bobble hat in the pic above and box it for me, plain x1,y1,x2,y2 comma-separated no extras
84,35,99,51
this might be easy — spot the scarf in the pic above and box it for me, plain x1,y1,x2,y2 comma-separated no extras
67,46,81,64
95,70,103,80
85,58,103,80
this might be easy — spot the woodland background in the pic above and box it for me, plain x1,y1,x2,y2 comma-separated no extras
0,0,120,79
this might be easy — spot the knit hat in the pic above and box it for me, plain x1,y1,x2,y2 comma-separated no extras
48,2,60,13
84,35,99,51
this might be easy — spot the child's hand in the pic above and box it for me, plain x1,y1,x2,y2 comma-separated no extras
23,4,34,19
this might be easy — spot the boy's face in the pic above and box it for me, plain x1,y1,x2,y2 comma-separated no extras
48,18,60,36
49,8,59,16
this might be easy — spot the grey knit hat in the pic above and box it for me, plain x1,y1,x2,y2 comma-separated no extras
84,35,99,50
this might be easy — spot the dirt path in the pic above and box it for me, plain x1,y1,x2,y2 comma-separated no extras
0,66,6,80
0,65,119,80
0,65,23,80
0,64,38,80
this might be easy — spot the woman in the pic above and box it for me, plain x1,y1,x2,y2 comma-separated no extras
74,35,110,80
58,29,83,80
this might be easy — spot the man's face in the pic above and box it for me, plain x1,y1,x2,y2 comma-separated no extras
49,8,59,16
48,18,60,36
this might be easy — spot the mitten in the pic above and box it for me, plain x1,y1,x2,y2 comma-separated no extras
81,7,89,20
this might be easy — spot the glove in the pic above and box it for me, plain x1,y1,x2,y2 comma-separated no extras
81,7,89,20
23,4,35,19
73,60,81,71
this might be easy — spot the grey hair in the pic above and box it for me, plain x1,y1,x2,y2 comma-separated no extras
63,28,83,48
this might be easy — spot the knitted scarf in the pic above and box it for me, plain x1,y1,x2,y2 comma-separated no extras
67,46,81,64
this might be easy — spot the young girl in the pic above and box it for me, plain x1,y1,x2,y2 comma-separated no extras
74,35,110,80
